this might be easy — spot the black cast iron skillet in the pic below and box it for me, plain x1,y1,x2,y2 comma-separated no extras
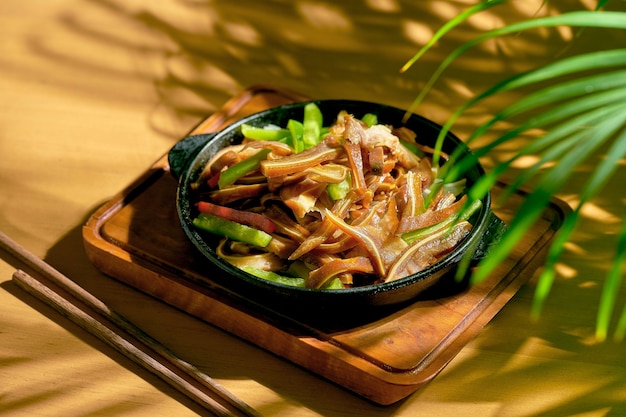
168,100,506,317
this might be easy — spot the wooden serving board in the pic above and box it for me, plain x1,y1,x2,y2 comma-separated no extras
82,85,570,405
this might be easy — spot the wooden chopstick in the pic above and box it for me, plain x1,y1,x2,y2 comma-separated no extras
12,269,241,416
0,232,262,417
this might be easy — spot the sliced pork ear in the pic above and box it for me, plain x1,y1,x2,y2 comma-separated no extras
435,191,458,210
288,195,356,260
306,257,374,289
240,140,294,157
323,209,387,277
216,239,284,271
279,178,327,218
343,140,368,196
346,197,402,273
397,170,425,218
343,114,367,145
418,157,435,189
262,203,310,243
260,139,342,177
268,163,349,190
396,143,421,170
207,183,268,205
197,144,247,180
367,145,385,175
385,221,472,282
397,194,469,233
318,234,358,254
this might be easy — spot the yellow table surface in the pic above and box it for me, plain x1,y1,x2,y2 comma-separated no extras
1,1,624,416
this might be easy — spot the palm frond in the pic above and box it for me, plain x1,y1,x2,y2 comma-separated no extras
445,81,626,184
471,114,621,282
402,3,626,340
611,218,626,341
530,121,626,319
400,0,506,74
402,11,626,119
591,127,626,341
435,50,626,168
448,99,623,207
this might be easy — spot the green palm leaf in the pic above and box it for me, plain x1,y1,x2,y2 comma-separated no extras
402,11,626,120
525,121,626,322
611,217,626,341
400,0,506,74
589,127,626,341
435,51,626,168
402,0,626,340
402,3,626,340
445,84,626,185
471,114,621,282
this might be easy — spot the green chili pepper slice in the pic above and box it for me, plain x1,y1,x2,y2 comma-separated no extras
401,199,482,244
323,278,344,289
242,266,343,289
193,213,272,247
287,119,304,153
240,124,290,141
302,103,323,149
327,172,351,200
241,266,306,287
218,148,271,189
361,113,378,127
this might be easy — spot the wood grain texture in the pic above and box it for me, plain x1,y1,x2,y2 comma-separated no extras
0,231,261,417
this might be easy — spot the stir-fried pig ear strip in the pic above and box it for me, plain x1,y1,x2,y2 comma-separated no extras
386,221,472,282
189,104,475,289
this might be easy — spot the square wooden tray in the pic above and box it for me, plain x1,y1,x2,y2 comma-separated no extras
82,85,569,405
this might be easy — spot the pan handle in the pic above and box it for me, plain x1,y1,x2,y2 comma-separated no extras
167,133,217,180
471,211,507,261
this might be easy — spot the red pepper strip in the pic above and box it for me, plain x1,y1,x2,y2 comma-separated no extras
197,201,276,234
207,173,220,188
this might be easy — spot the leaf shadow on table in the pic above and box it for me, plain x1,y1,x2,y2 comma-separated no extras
12,0,601,141
6,207,625,416
2,211,409,416
411,264,626,416
1,269,210,416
